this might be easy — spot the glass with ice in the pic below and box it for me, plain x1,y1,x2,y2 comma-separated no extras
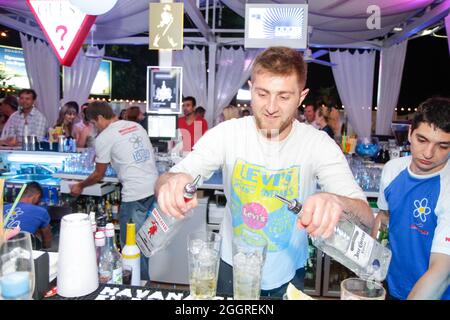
232,235,267,300
187,231,222,300
340,277,386,300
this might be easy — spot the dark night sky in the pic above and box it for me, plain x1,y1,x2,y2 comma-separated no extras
305,34,450,108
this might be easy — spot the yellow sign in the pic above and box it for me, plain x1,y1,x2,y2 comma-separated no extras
149,3,183,50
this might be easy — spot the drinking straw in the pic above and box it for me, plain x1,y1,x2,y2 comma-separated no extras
3,183,27,227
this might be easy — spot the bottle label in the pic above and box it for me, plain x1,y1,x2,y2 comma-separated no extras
135,207,171,258
109,267,123,285
151,207,169,233
344,225,375,268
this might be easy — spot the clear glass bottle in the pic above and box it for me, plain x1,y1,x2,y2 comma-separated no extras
136,175,201,258
111,191,120,226
95,231,109,282
275,195,392,282
105,223,123,285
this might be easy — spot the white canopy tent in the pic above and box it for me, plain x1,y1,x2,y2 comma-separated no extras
0,0,449,134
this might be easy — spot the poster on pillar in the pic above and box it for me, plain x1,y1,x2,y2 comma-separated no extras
149,3,183,50
147,66,182,115
27,0,96,66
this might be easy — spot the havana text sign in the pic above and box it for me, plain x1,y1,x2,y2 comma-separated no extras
27,0,96,66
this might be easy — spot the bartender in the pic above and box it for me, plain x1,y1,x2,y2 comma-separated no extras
0,89,48,146
70,101,159,281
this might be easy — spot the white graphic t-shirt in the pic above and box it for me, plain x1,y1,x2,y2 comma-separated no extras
171,116,366,290
95,120,158,202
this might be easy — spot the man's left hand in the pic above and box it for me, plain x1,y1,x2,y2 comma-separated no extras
70,182,83,197
296,192,345,239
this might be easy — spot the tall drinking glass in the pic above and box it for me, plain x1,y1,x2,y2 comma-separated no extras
0,232,35,300
340,277,386,300
187,231,222,300
232,235,267,300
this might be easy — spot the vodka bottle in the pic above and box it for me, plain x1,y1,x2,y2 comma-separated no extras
111,192,120,226
94,231,105,265
96,231,112,283
275,195,392,282
122,220,141,286
136,175,201,258
90,211,97,237
105,223,123,285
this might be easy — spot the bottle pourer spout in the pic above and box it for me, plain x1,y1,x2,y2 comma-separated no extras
275,194,291,206
192,175,201,187
184,175,202,195
274,194,302,214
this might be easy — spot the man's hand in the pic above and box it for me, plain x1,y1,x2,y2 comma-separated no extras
296,192,346,239
156,173,198,219
70,182,84,197
371,211,389,238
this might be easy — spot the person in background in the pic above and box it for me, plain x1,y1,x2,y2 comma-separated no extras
119,108,127,120
178,96,208,152
3,182,52,249
73,103,96,148
126,106,145,123
303,104,319,129
372,97,450,300
222,105,240,121
0,95,18,134
323,104,342,141
63,101,79,118
70,101,159,281
155,47,372,298
0,89,48,145
315,105,335,140
195,106,206,120
241,109,251,117
53,103,78,139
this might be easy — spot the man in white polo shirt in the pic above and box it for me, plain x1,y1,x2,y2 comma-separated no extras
70,101,159,281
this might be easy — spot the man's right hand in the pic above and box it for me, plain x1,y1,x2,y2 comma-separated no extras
156,173,198,219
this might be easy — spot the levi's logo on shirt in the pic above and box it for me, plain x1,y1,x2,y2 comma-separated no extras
446,237,450,242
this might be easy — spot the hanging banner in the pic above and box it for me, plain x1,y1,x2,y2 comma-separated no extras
149,3,183,50
27,0,96,66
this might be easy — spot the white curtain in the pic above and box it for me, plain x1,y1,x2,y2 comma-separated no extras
213,47,260,125
62,46,105,107
330,49,376,139
376,41,408,135
20,33,60,127
172,46,207,112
